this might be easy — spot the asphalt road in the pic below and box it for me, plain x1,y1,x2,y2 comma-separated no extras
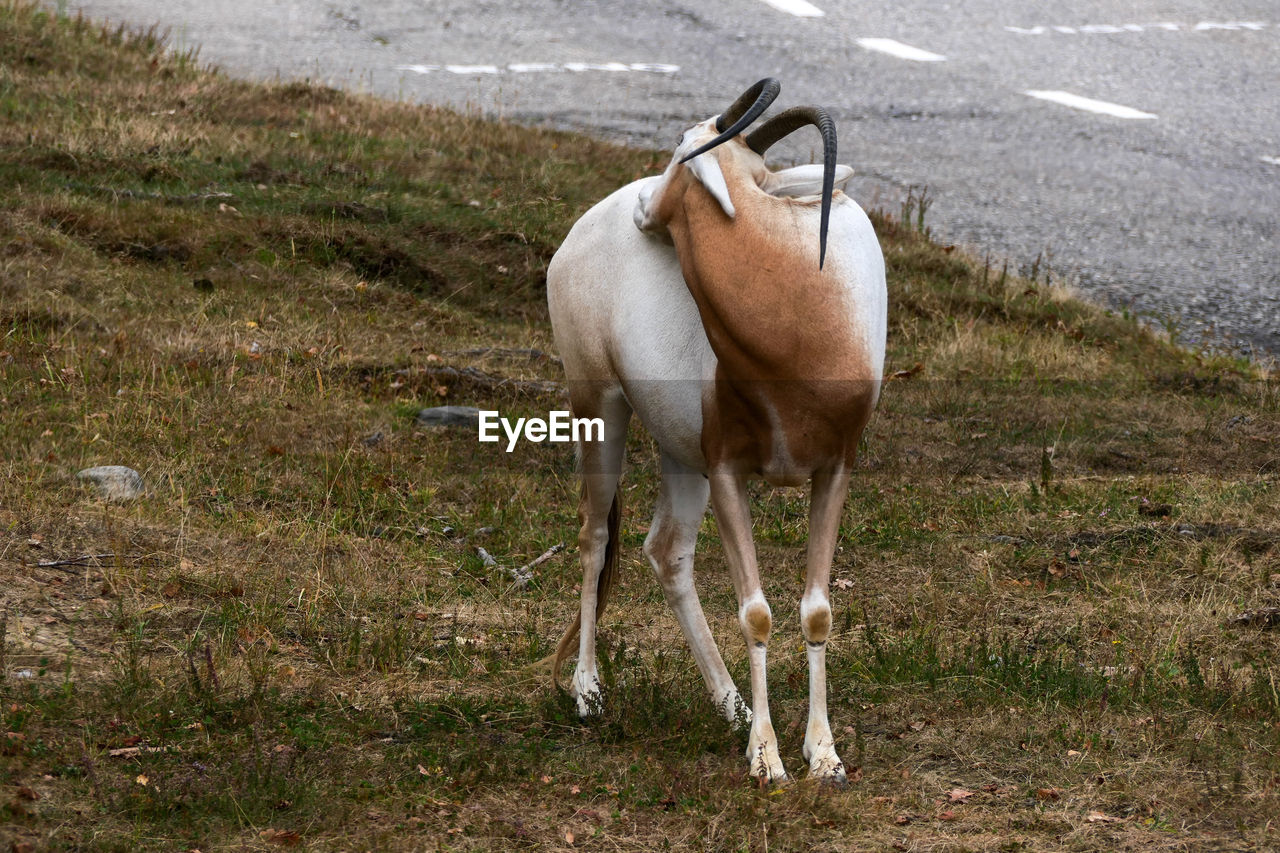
58,0,1280,356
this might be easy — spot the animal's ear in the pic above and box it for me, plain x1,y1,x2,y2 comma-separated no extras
760,164,854,198
685,154,736,218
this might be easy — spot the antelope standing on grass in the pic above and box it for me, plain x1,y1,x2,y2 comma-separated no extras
546,79,887,783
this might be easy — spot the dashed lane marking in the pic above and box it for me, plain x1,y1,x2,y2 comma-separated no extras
856,38,947,62
758,0,825,17
1006,21,1268,36
396,62,680,75
1024,90,1157,120
1262,156,1280,167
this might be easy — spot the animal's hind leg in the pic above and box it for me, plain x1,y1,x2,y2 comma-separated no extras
644,453,747,724
800,464,851,783
568,388,631,717
708,466,787,784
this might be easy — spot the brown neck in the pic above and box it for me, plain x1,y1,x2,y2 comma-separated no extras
665,158,876,477
667,156,855,382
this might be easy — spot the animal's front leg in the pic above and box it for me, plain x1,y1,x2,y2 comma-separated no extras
800,465,852,784
708,467,787,783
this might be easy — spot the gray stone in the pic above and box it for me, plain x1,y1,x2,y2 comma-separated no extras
77,466,145,501
416,406,481,427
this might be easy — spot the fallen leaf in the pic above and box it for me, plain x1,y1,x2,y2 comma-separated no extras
894,814,911,825
890,362,924,380
1087,810,1123,823
259,828,302,846
1036,787,1063,801
135,774,149,786
938,810,957,821
564,831,575,844
947,788,976,803
15,786,40,801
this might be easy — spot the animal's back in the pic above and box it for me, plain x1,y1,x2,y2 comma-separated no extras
547,178,710,469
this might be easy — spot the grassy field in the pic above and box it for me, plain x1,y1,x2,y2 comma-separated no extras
2,2,1278,850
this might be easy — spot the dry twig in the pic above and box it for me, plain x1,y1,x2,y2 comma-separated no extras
510,542,565,588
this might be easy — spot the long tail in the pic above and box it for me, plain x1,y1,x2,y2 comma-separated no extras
551,491,621,689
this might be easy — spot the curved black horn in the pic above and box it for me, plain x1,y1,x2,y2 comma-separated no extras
745,106,838,270
678,78,780,165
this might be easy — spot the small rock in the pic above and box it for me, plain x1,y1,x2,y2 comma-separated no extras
76,466,145,501
416,406,480,427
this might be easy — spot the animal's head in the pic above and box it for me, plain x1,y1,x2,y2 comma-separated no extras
634,78,851,268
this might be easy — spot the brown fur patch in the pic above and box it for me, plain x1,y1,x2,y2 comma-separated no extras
742,600,772,644
661,142,877,482
802,607,832,644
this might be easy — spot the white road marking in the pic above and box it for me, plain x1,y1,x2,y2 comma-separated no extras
507,62,560,73
396,63,679,76
1006,21,1268,36
1262,156,1280,167
856,38,947,62
758,0,825,17
1024,90,1156,120
563,62,631,72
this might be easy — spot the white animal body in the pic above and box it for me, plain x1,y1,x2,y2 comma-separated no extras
546,80,887,783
